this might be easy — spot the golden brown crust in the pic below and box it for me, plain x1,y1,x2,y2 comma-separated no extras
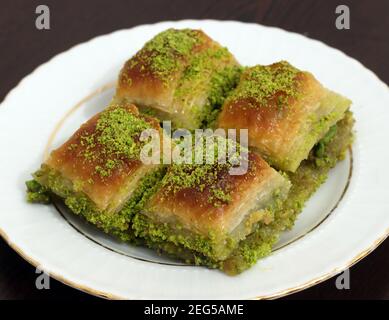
217,62,340,171
116,29,215,112
145,152,280,235
115,29,240,128
219,69,323,144
117,51,177,109
46,103,160,210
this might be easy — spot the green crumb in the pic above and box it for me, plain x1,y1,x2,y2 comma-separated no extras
207,66,243,107
79,105,152,178
67,143,78,151
138,29,203,82
121,73,132,86
209,187,232,206
160,136,244,206
132,213,217,261
26,179,50,204
94,165,110,178
201,65,243,128
179,47,230,82
314,124,337,159
170,46,241,129
95,106,150,158
229,61,300,107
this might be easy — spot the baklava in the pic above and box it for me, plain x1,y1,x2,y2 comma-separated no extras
135,112,354,275
26,30,355,275
115,28,242,129
27,102,166,240
132,135,291,263
217,61,351,172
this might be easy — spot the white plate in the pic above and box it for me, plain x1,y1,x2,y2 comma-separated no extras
0,20,388,300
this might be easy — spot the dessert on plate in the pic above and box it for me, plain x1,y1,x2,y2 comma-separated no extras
26,28,354,275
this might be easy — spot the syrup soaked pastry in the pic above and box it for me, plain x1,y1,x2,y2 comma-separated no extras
116,28,241,129
218,61,351,172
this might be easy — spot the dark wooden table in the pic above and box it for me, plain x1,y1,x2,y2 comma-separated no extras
1,0,388,300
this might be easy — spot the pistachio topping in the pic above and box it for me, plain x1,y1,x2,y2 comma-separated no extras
229,61,301,107
95,106,149,157
130,28,203,82
209,187,232,207
161,136,247,206
75,105,152,178
202,65,243,127
179,46,231,83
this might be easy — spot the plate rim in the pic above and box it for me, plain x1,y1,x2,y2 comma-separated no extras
1,19,389,300
0,226,387,300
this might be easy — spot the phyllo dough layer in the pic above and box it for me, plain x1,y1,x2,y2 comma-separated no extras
133,136,290,261
28,102,166,240
217,61,351,172
115,28,241,129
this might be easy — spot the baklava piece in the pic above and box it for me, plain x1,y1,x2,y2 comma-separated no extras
26,102,166,240
132,136,291,263
217,61,351,172
115,28,241,129
222,110,355,274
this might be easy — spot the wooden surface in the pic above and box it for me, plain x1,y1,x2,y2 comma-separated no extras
0,0,388,300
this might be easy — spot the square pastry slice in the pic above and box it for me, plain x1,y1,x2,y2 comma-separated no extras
133,136,291,261
115,28,241,129
217,61,351,172
27,102,166,240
